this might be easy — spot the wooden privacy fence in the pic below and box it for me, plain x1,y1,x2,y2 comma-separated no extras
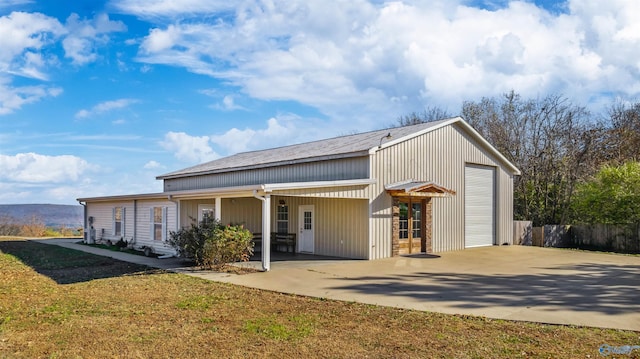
515,222,640,254
570,224,640,253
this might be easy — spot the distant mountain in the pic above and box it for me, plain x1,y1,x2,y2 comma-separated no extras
0,204,83,228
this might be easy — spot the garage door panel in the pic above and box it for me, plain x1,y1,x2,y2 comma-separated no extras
465,165,495,247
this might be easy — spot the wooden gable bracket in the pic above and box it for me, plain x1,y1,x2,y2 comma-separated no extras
385,180,456,198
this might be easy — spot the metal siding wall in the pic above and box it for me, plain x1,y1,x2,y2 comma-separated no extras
164,157,369,191
368,124,515,259
220,198,263,234
272,196,369,259
179,199,216,228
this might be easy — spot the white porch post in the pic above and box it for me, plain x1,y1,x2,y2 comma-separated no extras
261,195,271,271
253,190,271,271
214,197,222,221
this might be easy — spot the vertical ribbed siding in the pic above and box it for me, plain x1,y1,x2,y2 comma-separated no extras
368,123,515,259
164,157,369,191
179,199,216,228
271,196,369,259
220,197,263,233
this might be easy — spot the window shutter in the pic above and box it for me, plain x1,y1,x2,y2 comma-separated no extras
112,207,116,235
122,208,126,238
162,207,168,241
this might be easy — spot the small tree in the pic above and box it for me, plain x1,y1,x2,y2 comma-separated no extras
570,162,640,224
168,219,254,270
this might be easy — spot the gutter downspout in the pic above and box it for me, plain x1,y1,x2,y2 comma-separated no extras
78,200,87,243
253,189,271,271
132,199,137,247
167,195,180,257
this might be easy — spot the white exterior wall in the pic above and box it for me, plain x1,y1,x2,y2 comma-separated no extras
85,198,177,255
86,201,135,241
135,199,177,255
368,123,515,259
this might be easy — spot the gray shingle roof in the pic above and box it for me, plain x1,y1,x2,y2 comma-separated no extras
157,118,455,179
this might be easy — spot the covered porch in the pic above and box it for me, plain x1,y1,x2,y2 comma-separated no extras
167,179,374,271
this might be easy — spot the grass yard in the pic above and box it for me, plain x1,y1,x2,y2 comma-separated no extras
1,238,638,358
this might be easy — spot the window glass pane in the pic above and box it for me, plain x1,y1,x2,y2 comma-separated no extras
412,203,422,238
201,209,214,224
154,207,162,223
114,207,122,236
277,205,288,233
154,223,162,241
399,202,408,239
304,211,312,230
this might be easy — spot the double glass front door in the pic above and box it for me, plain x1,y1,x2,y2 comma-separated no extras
398,200,424,254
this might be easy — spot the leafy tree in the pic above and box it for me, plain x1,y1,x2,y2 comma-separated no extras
570,162,640,224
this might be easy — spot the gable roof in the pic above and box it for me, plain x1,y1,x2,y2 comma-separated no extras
157,117,520,180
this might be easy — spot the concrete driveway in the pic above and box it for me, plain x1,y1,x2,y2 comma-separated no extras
193,246,640,331
41,239,640,331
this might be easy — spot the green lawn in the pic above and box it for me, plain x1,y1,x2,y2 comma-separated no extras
1,238,638,358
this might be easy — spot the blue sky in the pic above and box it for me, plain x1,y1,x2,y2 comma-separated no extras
1,0,638,205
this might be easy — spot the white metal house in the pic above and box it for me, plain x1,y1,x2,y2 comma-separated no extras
77,117,520,270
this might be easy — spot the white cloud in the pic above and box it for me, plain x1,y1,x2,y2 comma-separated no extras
143,160,164,169
0,11,66,80
0,152,93,183
63,13,126,65
0,77,63,115
211,114,302,154
75,98,139,119
160,131,219,163
130,0,640,123
198,90,246,111
111,0,235,19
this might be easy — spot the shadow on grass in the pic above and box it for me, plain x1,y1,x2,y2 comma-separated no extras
0,240,161,285
328,262,640,316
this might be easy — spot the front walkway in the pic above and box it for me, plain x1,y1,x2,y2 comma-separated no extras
39,238,640,331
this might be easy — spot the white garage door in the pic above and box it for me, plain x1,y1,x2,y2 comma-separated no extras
465,165,495,247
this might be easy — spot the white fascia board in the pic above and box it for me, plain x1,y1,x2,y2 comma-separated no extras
262,178,376,192
78,180,375,203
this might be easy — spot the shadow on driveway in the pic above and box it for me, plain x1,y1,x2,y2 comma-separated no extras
328,262,640,316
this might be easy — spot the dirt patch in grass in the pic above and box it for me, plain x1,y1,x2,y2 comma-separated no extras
1,237,639,358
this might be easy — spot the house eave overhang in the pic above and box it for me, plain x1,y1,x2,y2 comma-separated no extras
78,179,376,203
156,151,371,180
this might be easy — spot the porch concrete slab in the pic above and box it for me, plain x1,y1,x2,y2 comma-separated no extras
38,239,640,331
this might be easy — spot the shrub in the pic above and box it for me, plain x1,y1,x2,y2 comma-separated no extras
168,219,254,270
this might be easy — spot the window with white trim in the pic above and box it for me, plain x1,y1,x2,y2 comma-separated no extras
198,204,215,225
113,207,125,236
151,207,167,241
277,205,288,233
